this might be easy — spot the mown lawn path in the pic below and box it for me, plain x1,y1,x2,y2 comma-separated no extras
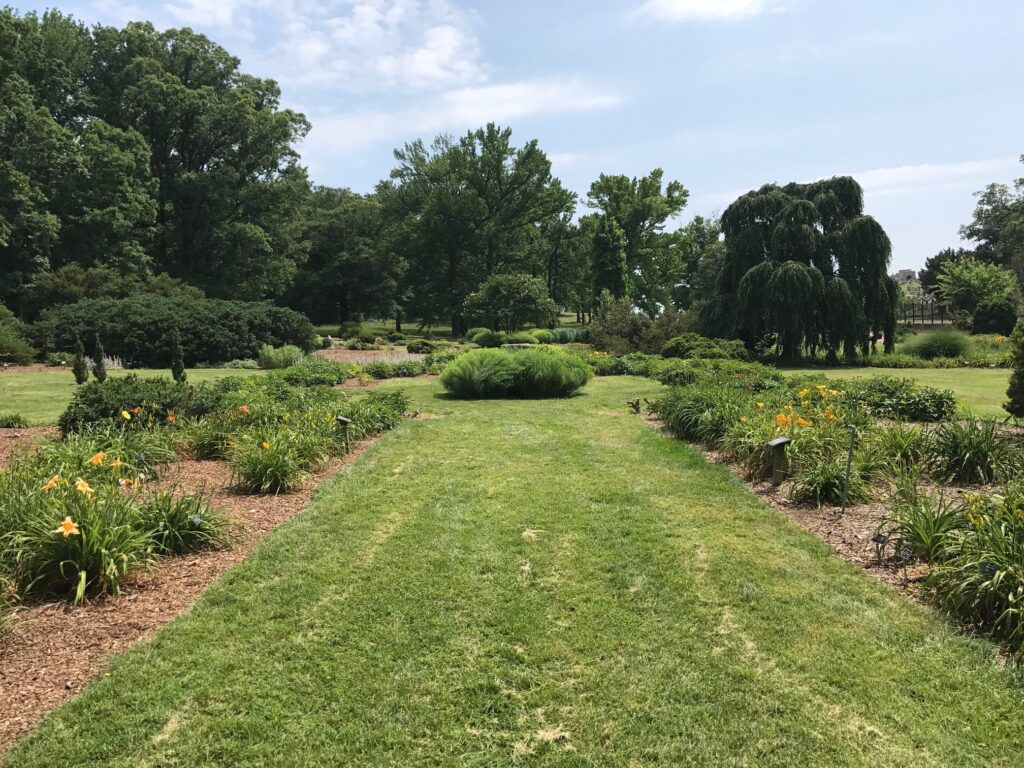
7,378,1023,766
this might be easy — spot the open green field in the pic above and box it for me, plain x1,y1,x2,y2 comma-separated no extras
785,367,1012,418
0,368,255,425
7,376,1021,766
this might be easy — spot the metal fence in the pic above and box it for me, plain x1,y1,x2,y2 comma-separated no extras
899,300,951,326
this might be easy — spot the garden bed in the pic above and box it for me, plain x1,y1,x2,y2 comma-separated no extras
0,427,57,467
0,435,381,754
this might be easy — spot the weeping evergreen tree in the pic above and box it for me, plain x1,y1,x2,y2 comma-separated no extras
702,176,896,361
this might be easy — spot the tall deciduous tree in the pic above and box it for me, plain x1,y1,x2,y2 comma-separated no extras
961,157,1024,287
590,214,628,299
462,273,558,333
378,124,574,335
703,177,896,362
585,169,688,314
286,188,404,324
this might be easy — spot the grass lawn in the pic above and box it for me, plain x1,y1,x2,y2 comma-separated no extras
0,368,256,425
7,377,1022,766
785,367,1012,418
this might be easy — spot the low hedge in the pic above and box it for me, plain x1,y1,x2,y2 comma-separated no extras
32,296,314,367
57,375,223,434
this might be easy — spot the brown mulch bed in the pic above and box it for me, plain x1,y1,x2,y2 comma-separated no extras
0,437,379,755
0,427,58,467
0,364,54,375
338,373,439,389
314,347,426,364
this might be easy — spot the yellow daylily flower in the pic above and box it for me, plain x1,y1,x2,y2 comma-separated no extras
111,457,123,470
89,451,106,466
42,474,60,492
261,441,271,450
756,402,764,409
54,517,80,538
74,477,95,497
121,410,132,420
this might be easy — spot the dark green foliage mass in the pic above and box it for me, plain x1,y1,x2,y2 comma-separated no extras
33,296,313,367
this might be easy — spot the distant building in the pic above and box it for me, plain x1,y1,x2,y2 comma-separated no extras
892,269,917,285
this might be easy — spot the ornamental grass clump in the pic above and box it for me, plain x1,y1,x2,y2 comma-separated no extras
440,349,518,397
231,428,310,494
902,329,973,360
930,419,1021,485
929,486,1024,655
0,413,29,428
257,344,305,370
440,348,591,399
2,481,151,604
137,491,228,555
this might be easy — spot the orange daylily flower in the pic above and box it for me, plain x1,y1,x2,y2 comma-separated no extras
796,417,813,427
89,451,106,465
238,405,250,414
166,409,176,423
261,441,270,450
54,517,80,538
42,475,60,492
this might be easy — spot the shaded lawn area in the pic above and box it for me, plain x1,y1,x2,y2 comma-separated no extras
784,367,1011,418
0,368,257,425
7,377,1023,766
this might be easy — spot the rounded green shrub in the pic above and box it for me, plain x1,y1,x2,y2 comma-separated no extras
406,338,436,354
530,328,556,344
902,329,973,360
660,333,748,360
504,331,538,345
472,330,505,348
464,327,489,342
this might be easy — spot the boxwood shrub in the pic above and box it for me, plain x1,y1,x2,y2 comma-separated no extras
31,296,314,367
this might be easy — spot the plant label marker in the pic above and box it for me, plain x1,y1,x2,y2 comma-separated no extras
767,436,791,486
336,415,352,453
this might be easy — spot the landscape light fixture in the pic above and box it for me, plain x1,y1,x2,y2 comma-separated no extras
336,415,352,453
766,436,791,486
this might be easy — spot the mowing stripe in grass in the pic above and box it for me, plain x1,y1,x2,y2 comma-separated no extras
5,377,1022,767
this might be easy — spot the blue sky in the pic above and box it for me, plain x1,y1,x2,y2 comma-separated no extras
21,0,1024,270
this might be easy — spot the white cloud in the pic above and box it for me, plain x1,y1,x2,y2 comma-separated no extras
637,0,781,22
845,158,1018,197
267,0,484,91
302,78,622,155
164,0,253,27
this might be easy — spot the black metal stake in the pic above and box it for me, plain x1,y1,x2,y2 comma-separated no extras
840,425,857,514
